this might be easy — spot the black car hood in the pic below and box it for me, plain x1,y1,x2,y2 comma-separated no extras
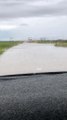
0,72,67,120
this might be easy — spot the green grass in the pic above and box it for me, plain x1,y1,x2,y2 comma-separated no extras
0,41,23,54
31,40,67,47
55,42,67,47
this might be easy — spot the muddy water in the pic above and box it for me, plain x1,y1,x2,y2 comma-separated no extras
0,43,67,75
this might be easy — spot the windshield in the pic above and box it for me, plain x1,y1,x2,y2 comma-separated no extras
0,0,67,76
0,1,67,120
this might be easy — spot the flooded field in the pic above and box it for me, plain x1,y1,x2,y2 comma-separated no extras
0,43,67,75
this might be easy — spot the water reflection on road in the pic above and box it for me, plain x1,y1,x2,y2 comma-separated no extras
0,43,67,75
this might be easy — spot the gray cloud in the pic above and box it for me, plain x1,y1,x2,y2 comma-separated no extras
20,23,28,26
0,0,67,19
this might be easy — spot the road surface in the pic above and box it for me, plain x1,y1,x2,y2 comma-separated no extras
0,43,67,75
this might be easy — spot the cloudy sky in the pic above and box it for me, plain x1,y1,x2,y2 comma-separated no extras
0,0,67,40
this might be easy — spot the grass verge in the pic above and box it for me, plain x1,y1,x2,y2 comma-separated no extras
0,41,23,54
31,40,67,47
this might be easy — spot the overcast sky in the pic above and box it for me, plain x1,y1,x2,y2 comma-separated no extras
0,0,67,40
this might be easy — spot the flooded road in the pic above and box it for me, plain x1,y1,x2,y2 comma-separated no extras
0,43,67,75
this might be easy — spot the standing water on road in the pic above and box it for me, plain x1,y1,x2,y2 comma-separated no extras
0,43,67,75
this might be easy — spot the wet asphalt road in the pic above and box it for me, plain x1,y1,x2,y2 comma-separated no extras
0,43,67,75
0,73,67,120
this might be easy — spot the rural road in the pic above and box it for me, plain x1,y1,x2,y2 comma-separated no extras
0,43,67,75
0,73,67,120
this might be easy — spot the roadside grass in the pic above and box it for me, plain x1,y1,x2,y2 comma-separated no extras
31,40,67,47
55,42,67,47
0,41,23,54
